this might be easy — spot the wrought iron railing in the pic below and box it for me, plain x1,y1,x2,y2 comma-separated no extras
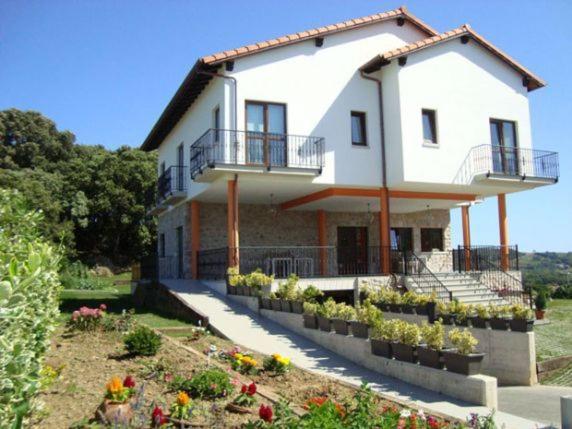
453,245,519,272
197,248,228,280
454,144,559,184
157,165,187,203
404,251,452,301
189,129,325,179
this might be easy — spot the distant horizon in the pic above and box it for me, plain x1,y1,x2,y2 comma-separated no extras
1,0,570,252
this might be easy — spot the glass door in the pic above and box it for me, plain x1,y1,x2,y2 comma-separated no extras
490,120,518,175
246,102,286,167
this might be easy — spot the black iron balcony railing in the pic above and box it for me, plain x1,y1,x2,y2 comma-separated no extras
454,144,559,184
189,129,325,179
157,165,187,204
453,245,519,272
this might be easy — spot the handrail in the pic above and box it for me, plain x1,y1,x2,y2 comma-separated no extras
405,251,452,302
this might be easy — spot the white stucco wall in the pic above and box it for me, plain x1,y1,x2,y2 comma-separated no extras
381,38,532,188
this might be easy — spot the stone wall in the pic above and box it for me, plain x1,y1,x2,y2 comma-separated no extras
157,202,189,278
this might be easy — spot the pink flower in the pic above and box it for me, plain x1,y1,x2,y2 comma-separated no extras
72,311,80,321
100,303,107,311
164,373,173,383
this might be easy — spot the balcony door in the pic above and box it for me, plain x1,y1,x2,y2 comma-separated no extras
246,101,287,167
490,119,518,175
337,227,368,275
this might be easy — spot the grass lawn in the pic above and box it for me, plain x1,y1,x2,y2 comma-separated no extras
59,278,194,331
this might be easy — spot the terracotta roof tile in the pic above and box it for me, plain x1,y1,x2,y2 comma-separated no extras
200,7,438,65
361,25,545,91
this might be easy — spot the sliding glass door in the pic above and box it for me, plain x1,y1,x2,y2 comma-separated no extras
490,119,519,175
246,101,286,167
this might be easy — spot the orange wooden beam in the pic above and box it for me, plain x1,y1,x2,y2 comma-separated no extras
498,194,509,271
379,187,391,274
317,210,327,275
190,200,200,279
280,187,477,210
461,205,471,271
227,179,239,267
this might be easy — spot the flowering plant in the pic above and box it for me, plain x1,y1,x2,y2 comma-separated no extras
151,406,168,427
69,304,106,331
233,382,257,407
258,404,273,423
170,391,192,420
304,396,345,417
263,353,291,375
231,352,258,375
105,375,136,403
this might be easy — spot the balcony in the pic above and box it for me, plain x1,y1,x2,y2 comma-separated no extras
149,165,187,215
189,129,325,181
455,145,559,185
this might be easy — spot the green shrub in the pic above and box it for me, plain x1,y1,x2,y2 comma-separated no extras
333,302,356,321
356,300,382,325
535,291,548,310
276,274,298,300
448,328,478,355
182,368,233,399
299,285,323,303
123,326,162,356
0,190,62,427
303,302,318,315
317,298,337,318
420,321,445,351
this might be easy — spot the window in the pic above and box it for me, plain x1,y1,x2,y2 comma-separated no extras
351,111,367,146
245,101,287,166
422,109,437,144
421,228,444,251
391,228,413,252
159,233,165,258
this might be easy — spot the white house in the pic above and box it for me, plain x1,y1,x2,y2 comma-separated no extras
141,7,558,303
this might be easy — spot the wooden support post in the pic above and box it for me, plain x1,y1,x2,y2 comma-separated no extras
498,194,509,271
379,187,391,274
190,201,200,279
227,178,239,268
317,210,327,275
461,205,471,271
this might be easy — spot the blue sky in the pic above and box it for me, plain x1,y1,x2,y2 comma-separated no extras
1,0,570,252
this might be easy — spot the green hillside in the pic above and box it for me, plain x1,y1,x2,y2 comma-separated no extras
520,252,572,297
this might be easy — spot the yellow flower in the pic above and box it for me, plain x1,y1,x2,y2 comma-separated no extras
234,353,244,359
240,356,257,366
106,376,124,395
277,356,290,366
272,353,282,360
177,391,190,406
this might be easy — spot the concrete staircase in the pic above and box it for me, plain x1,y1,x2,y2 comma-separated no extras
407,272,506,305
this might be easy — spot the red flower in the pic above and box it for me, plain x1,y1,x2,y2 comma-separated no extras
123,375,135,388
241,384,247,394
151,406,168,426
247,382,257,396
304,396,328,409
259,404,273,422
100,303,107,311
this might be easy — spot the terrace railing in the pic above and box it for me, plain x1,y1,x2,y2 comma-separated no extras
189,129,325,179
157,165,187,204
454,144,559,184
402,251,452,301
453,245,519,272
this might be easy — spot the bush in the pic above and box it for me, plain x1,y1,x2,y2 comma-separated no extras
448,328,478,355
276,274,298,300
0,190,62,427
356,300,382,325
535,291,548,310
123,326,162,356
317,298,337,318
303,302,318,315
300,285,323,303
181,368,233,399
420,321,444,350
68,304,107,331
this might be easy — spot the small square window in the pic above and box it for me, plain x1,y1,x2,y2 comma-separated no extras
391,228,414,252
422,109,438,144
421,228,444,251
351,111,367,146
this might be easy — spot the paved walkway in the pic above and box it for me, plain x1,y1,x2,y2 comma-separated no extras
163,279,553,429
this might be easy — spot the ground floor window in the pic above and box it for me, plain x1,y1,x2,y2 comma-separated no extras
390,227,413,252
421,228,444,251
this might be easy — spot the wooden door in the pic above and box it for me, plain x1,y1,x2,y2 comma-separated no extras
337,227,368,275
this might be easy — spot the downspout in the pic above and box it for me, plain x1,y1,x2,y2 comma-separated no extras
197,69,237,130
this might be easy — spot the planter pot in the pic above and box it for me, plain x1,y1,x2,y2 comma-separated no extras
510,318,534,332
290,301,304,314
392,342,418,363
349,321,369,338
439,314,456,325
370,338,392,358
270,300,281,311
236,286,245,296
227,285,236,295
443,351,485,375
455,317,469,327
535,309,545,320
417,346,444,369
469,316,489,329
280,300,292,313
426,302,437,323
490,317,510,330
402,304,416,314
416,304,428,315
317,315,332,332
332,319,350,335
389,304,402,313
260,297,272,310
98,400,133,425
303,314,318,329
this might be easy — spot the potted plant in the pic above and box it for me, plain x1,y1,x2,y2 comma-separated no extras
401,291,418,314
331,303,356,336
415,293,435,316
303,302,319,329
453,302,471,327
386,290,403,313
277,274,298,312
227,267,245,296
469,304,490,329
316,298,336,332
260,294,272,310
98,376,136,425
443,328,484,375
489,304,511,330
370,319,400,358
535,291,547,320
393,321,421,363
300,284,324,304
350,300,380,338
509,304,535,332
418,321,446,369
437,301,455,325
245,269,273,298
270,292,282,311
